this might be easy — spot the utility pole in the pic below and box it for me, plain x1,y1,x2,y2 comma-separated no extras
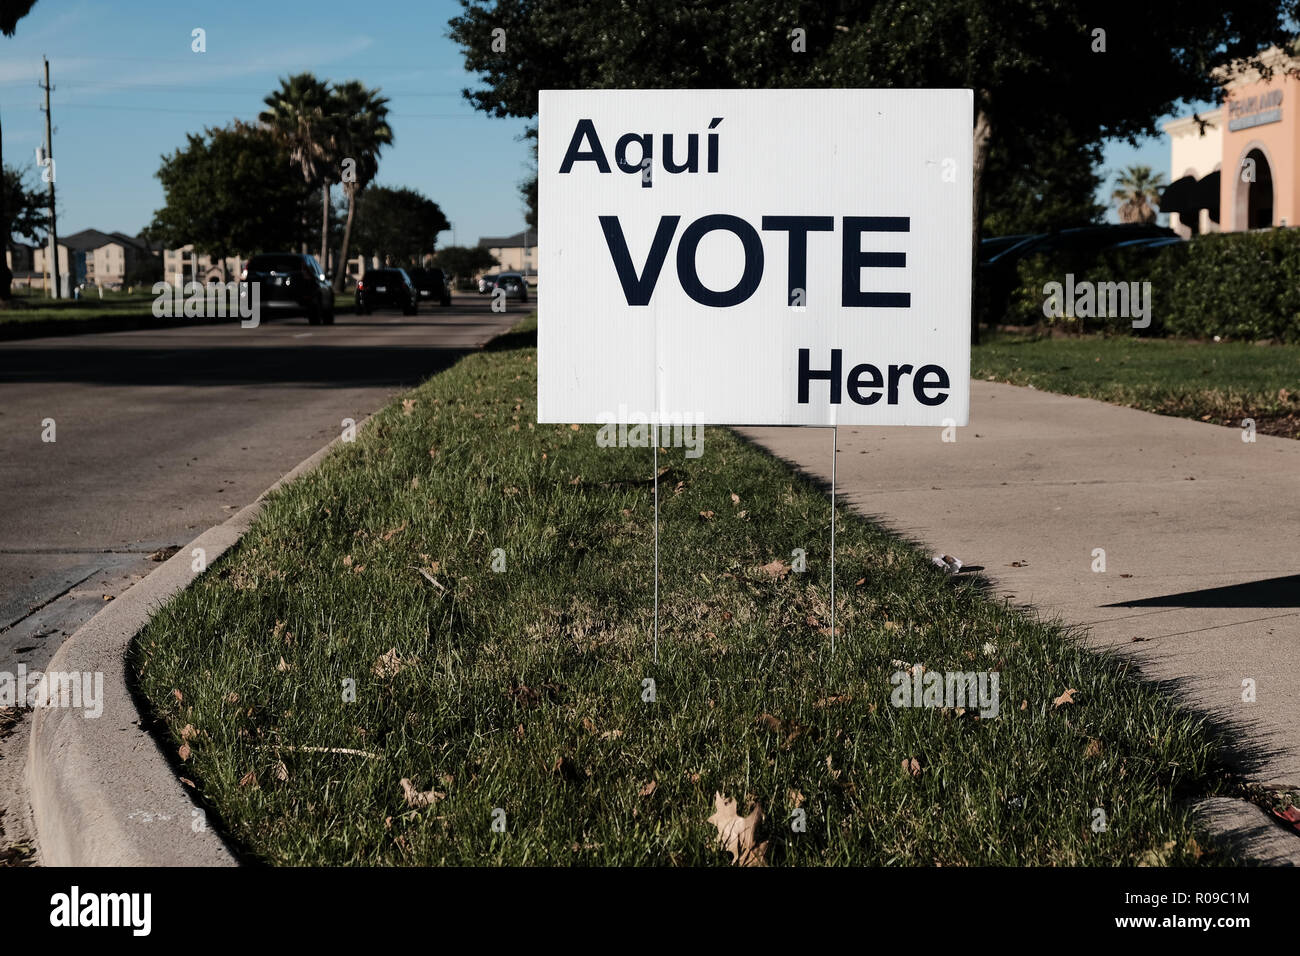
39,56,60,299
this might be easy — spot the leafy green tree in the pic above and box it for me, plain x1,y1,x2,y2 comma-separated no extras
3,162,48,259
350,185,450,266
0,0,39,300
147,122,312,277
520,161,536,230
259,73,334,263
1112,165,1166,224
331,81,394,290
982,122,1105,235
449,0,1298,336
434,244,499,284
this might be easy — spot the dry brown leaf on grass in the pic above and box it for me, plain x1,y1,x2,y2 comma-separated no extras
1053,688,1079,708
730,492,740,505
374,648,417,678
277,656,291,673
902,757,922,778
1084,738,1103,759
401,398,417,415
400,778,445,807
638,780,657,797
382,521,407,541
706,792,768,867
760,558,790,580
756,713,805,748
814,694,852,709
699,510,715,520
238,770,258,789
178,742,191,761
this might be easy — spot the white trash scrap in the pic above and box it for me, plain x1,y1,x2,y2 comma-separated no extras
931,553,963,574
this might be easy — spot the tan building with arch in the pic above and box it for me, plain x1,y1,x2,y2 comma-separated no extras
1164,45,1300,235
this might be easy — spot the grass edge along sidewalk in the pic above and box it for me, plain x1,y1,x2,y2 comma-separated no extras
131,315,1259,866
973,332,1300,440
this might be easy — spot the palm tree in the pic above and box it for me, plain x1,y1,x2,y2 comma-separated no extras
0,0,40,302
1112,165,1166,224
329,81,393,292
259,73,333,262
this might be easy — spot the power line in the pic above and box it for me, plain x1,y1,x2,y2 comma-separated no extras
51,102,491,119
0,80,467,97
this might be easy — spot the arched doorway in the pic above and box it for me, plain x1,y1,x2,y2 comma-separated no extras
1234,146,1274,229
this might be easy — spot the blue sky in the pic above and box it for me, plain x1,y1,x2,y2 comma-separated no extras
0,0,534,246
1,0,1199,241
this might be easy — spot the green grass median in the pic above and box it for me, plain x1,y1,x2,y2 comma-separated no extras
0,290,161,325
974,333,1300,439
132,315,1249,865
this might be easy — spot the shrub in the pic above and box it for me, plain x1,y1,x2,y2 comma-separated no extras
1001,229,1300,342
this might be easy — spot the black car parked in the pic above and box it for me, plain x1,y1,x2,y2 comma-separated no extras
407,267,452,306
356,268,418,315
240,253,334,324
977,223,1177,324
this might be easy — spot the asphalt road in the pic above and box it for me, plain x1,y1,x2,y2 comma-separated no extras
0,295,522,675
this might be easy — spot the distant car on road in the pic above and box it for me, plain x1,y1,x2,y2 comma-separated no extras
408,267,452,306
492,272,529,303
477,273,499,294
356,268,419,315
240,253,334,324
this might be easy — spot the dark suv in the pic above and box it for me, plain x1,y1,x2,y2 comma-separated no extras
408,268,452,306
240,253,334,324
492,272,529,303
356,268,418,315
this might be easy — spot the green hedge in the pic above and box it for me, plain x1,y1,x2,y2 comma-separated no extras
1003,229,1300,342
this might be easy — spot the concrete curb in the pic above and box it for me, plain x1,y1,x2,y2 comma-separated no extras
26,427,356,866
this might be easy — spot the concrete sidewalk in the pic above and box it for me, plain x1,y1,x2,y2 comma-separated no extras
740,382,1299,848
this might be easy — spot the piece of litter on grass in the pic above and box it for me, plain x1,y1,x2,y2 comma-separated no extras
931,553,963,573
1272,806,1300,833
411,566,446,591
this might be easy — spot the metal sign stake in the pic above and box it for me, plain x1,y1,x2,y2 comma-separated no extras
830,424,837,655
653,441,659,664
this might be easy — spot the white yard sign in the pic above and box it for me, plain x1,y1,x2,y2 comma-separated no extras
538,89,972,426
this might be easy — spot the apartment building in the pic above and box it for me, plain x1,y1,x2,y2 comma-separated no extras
478,229,536,281
32,229,157,290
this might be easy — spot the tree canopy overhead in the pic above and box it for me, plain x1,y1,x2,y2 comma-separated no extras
449,0,1300,234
